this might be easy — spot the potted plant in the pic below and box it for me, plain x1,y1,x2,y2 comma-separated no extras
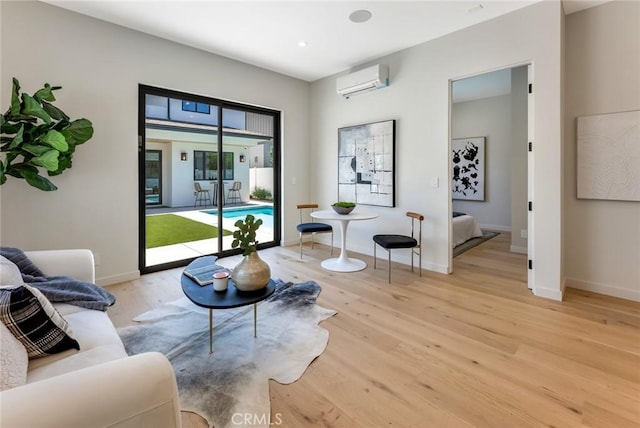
331,201,356,215
0,78,94,191
230,214,271,291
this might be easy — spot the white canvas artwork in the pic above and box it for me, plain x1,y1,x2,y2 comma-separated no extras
577,110,640,201
338,120,395,207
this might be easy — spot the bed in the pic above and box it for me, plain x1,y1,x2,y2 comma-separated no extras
452,211,483,248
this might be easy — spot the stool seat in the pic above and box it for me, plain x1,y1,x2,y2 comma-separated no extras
297,223,333,234
373,234,417,249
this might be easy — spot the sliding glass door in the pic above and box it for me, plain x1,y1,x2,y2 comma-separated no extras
139,85,280,273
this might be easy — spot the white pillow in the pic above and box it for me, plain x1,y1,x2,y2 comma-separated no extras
0,255,23,287
0,321,28,390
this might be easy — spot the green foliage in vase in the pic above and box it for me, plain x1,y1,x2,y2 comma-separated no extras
231,214,263,256
332,201,356,208
0,78,94,191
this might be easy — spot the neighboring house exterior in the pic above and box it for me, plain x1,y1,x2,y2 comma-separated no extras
0,0,637,300
143,95,274,207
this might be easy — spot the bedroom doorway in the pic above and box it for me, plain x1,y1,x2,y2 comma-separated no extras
449,64,531,290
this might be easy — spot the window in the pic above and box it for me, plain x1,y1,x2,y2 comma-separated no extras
182,101,211,114
193,151,234,180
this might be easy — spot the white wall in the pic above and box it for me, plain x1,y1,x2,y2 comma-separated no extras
310,1,563,298
564,1,640,301
250,168,274,197
0,1,310,285
452,95,513,231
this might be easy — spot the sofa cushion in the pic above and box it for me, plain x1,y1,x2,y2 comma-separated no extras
0,285,79,358
27,307,127,382
0,255,23,287
0,321,28,390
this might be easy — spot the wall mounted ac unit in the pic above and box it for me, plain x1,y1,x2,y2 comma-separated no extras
336,64,389,98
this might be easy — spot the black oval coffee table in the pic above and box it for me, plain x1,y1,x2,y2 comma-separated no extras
181,256,276,353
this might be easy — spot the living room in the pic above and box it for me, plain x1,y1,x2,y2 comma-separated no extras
1,0,638,427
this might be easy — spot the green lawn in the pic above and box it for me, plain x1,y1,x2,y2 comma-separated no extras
146,214,232,249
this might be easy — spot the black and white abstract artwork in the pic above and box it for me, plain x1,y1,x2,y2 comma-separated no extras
452,137,485,201
338,120,395,207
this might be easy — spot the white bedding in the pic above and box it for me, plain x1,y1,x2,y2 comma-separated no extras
453,214,483,247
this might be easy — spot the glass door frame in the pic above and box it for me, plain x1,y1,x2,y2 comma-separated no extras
138,84,281,274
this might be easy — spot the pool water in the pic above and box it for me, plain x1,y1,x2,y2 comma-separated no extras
203,206,274,228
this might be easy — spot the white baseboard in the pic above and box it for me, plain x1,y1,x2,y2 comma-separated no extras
510,245,527,254
479,224,511,232
565,277,640,302
98,271,140,287
422,262,449,274
533,286,564,301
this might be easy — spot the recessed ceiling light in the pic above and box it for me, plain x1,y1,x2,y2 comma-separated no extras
298,41,308,47
468,4,484,13
349,10,372,23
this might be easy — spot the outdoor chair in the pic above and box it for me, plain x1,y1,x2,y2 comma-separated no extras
373,211,424,283
296,204,333,259
227,181,242,204
193,182,212,207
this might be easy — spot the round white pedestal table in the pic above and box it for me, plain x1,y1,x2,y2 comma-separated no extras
310,210,378,272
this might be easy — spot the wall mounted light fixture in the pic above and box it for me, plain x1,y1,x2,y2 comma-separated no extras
239,154,246,163
180,152,188,161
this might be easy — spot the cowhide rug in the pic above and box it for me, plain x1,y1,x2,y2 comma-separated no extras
118,280,335,428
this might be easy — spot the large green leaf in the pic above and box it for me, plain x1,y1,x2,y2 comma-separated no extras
33,83,58,103
61,118,93,146
32,150,60,172
21,144,51,156
1,121,24,135
10,164,57,191
39,130,68,152
50,154,71,176
21,93,51,124
42,101,69,121
22,170,57,191
8,125,24,149
0,161,5,185
50,145,75,175
10,78,21,116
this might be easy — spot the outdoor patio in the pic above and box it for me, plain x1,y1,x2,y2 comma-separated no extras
145,201,274,266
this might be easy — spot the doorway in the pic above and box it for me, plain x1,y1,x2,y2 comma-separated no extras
138,85,281,274
449,65,531,289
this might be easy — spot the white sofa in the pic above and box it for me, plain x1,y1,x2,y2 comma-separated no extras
0,249,182,428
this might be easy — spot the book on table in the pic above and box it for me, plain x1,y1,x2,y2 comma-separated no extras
183,265,230,286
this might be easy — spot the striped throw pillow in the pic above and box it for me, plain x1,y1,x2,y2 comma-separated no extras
0,285,79,358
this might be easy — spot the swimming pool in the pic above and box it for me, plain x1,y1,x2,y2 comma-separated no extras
202,206,274,228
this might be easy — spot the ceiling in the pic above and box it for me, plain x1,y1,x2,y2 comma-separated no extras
43,0,610,84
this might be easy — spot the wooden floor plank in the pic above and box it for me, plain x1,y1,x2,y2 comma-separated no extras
107,232,640,427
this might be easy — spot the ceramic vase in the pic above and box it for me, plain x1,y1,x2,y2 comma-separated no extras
231,251,271,291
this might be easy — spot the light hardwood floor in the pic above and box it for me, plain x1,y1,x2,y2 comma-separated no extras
107,233,640,427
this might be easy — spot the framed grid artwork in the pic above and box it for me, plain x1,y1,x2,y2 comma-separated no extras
338,120,395,207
